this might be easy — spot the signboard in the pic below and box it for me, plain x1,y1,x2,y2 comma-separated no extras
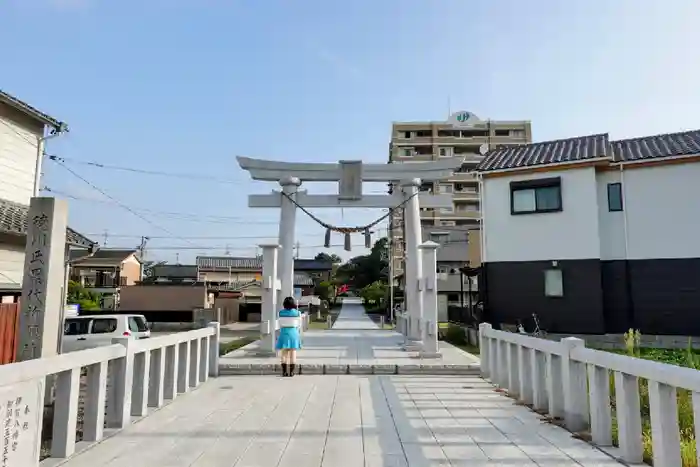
0,380,43,466
293,288,302,300
447,111,481,129
64,304,79,318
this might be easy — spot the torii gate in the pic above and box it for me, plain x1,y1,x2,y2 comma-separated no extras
237,156,462,356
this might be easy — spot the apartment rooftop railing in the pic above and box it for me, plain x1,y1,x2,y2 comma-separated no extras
479,323,700,467
0,323,220,466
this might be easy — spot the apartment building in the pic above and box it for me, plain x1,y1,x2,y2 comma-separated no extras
388,112,532,277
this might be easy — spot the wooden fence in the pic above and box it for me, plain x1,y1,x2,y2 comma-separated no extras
0,303,19,364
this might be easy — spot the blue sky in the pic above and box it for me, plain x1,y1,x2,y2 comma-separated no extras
1,0,698,263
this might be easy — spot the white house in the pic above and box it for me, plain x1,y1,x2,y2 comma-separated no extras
477,129,700,336
0,90,94,302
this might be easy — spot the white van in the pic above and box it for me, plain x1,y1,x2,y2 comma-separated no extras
62,314,151,353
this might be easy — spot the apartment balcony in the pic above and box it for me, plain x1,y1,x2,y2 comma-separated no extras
453,190,480,201
447,171,478,182
391,153,434,162
433,210,481,220
392,136,434,147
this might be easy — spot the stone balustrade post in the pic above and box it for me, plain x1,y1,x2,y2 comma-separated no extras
207,322,220,377
561,337,589,432
259,244,281,356
51,366,81,458
478,323,491,378
419,241,440,358
107,337,135,429
507,342,520,397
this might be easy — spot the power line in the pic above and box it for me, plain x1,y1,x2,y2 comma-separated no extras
47,154,246,185
49,160,200,247
42,187,281,225
79,230,381,240
44,154,390,194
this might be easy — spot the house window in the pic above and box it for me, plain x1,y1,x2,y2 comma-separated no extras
607,183,623,211
544,269,564,297
402,131,412,139
510,177,562,215
401,148,413,157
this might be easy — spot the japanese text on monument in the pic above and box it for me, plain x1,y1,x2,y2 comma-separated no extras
22,213,50,360
1,397,31,466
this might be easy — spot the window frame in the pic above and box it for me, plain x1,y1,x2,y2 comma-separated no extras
607,182,623,212
510,177,563,215
544,269,564,298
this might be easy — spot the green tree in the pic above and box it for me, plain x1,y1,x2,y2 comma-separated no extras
314,252,342,264
335,238,389,290
67,280,101,311
361,281,387,305
314,280,334,302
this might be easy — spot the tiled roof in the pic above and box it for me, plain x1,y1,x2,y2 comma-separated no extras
149,264,198,279
197,256,262,271
612,129,700,162
477,134,610,172
69,248,138,265
0,198,94,248
0,89,66,130
293,259,333,271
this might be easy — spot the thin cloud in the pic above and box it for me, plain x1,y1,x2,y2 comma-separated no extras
312,45,368,83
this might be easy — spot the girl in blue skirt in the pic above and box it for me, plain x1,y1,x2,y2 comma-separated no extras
277,296,302,377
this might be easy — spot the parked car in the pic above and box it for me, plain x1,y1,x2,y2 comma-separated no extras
62,314,150,353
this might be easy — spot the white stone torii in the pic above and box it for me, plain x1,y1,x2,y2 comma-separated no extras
237,156,462,356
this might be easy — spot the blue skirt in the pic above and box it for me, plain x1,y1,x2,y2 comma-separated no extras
276,327,301,350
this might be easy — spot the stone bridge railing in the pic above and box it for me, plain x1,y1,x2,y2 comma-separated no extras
0,322,220,467
479,323,700,467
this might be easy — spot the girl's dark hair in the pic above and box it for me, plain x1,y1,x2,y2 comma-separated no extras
283,296,297,310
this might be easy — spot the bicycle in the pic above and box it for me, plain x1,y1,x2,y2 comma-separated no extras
532,313,547,338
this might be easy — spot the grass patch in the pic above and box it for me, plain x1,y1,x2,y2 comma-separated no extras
219,337,256,356
439,322,480,355
597,346,698,466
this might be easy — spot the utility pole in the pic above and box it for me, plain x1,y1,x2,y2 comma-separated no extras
138,236,150,261
175,252,180,264
33,125,68,197
102,230,109,247
294,241,300,259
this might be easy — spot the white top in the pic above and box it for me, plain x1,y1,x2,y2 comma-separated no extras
278,316,301,328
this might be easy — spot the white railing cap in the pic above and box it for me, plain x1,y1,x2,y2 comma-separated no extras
132,326,216,352
0,344,126,386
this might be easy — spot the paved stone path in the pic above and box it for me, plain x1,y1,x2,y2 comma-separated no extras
331,297,380,330
220,330,480,372
220,299,480,373
61,375,623,467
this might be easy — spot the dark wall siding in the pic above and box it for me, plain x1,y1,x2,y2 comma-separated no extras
629,258,700,335
600,261,632,333
483,260,606,334
484,258,700,336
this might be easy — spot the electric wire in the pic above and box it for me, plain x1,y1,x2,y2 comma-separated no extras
50,159,200,247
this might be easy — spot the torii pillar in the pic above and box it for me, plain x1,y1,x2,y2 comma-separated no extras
277,176,301,310
402,178,424,348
